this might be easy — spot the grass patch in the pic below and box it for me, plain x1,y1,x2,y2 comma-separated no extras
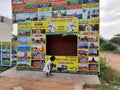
83,57,120,90
0,66,11,72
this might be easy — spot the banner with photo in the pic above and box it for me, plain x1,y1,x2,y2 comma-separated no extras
46,56,78,73
46,18,78,34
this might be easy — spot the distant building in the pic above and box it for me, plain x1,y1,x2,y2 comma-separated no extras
0,16,12,41
0,16,12,25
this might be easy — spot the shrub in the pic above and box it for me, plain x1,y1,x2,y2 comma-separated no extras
101,41,117,51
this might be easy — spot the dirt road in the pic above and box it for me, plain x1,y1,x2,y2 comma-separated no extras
0,77,75,90
100,52,120,73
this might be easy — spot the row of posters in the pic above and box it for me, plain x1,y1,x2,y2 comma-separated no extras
0,42,11,66
16,19,100,73
78,18,99,72
0,42,17,66
17,21,46,70
12,0,99,23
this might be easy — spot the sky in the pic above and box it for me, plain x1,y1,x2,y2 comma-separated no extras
0,0,120,39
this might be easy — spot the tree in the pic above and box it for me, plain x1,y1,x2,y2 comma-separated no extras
110,37,120,46
12,35,17,41
101,41,117,51
100,36,106,45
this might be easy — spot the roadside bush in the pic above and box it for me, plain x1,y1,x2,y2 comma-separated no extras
101,41,117,51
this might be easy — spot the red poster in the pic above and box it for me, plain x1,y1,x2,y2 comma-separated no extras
12,5,25,13
24,8,38,13
52,1,66,7
67,4,82,10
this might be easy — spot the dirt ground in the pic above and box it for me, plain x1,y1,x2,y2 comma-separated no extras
0,77,75,90
100,52,120,74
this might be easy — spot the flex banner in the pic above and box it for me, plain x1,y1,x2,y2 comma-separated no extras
46,18,78,34
46,56,78,73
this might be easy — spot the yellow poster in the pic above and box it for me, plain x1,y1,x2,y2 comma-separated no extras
38,7,52,12
18,22,31,30
31,21,46,29
78,18,99,25
82,3,99,8
46,56,78,73
46,18,78,34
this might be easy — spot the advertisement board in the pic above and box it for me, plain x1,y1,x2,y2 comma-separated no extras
12,0,100,74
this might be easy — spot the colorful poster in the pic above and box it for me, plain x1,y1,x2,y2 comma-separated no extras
24,3,38,12
17,60,30,69
24,0,38,13
38,7,52,12
25,12,38,21
38,3,52,12
12,40,17,66
38,11,52,20
2,42,11,66
24,0,38,4
12,0,24,5
82,7,99,19
31,21,46,29
67,9,82,19
67,4,82,10
12,5,25,14
82,3,99,8
52,6,66,11
18,51,30,60
18,22,31,30
79,24,99,35
31,21,46,70
52,10,67,17
31,60,44,69
67,0,82,5
46,18,78,34
18,30,30,37
52,1,66,7
13,13,25,23
52,1,66,11
18,37,30,45
83,0,99,4
78,18,99,24
38,0,52,3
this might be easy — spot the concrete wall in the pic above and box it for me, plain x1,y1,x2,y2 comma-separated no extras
0,22,11,41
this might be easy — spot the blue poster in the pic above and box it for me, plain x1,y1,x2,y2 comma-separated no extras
83,0,99,4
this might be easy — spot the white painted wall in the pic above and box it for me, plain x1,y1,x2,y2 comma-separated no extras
0,22,11,41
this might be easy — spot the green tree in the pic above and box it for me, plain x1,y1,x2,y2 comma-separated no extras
110,37,120,46
101,41,117,51
12,35,17,41
100,36,106,45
